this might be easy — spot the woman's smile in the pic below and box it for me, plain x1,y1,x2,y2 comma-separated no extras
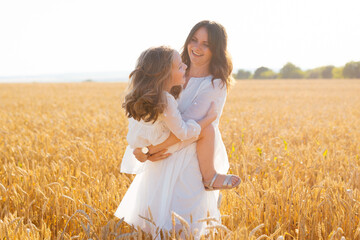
191,50,204,57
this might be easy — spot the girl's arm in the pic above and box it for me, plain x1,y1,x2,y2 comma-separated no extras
162,93,217,140
133,102,217,161
133,79,226,161
149,96,217,154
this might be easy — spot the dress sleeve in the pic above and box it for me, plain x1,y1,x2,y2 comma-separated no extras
165,79,227,153
182,78,227,122
162,93,201,141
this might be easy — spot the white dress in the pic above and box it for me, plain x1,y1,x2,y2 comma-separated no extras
115,76,229,237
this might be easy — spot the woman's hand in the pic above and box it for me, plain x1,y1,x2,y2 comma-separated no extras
133,148,171,162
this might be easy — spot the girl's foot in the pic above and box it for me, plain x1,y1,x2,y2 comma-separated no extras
203,173,241,191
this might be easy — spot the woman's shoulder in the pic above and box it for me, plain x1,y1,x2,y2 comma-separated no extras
202,76,225,90
184,75,225,97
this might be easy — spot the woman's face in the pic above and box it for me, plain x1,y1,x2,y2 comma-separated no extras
187,27,212,67
170,51,187,86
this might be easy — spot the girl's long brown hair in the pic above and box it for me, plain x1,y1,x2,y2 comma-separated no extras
123,46,180,123
181,20,234,90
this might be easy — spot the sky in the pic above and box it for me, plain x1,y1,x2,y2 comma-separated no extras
0,0,359,79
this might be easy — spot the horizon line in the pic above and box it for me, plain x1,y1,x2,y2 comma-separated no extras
1,60,359,79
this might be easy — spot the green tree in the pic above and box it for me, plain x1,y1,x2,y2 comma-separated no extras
260,70,277,79
343,61,360,78
253,67,270,79
235,69,251,79
306,65,334,79
279,62,304,79
322,65,334,78
305,68,322,79
332,66,344,79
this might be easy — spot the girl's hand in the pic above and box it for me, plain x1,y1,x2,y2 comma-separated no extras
133,148,171,162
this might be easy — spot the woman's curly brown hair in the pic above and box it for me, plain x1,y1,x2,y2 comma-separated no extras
123,46,181,123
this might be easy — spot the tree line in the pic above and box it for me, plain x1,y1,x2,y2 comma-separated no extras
234,61,360,79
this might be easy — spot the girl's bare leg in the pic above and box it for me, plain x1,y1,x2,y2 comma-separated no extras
196,124,240,188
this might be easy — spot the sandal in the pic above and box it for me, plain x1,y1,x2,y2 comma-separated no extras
203,173,241,191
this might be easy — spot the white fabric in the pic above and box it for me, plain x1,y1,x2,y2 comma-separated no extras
121,92,201,174
163,92,201,141
115,76,229,237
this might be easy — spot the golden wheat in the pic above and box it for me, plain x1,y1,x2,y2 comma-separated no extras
0,80,359,239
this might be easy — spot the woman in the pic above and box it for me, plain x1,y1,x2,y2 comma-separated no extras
116,20,235,237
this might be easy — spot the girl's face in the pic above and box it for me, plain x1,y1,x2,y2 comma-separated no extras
170,51,187,87
187,27,212,67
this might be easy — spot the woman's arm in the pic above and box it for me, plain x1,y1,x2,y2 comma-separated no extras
133,132,179,162
148,132,180,154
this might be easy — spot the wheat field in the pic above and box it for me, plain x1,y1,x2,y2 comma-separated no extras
0,80,359,239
